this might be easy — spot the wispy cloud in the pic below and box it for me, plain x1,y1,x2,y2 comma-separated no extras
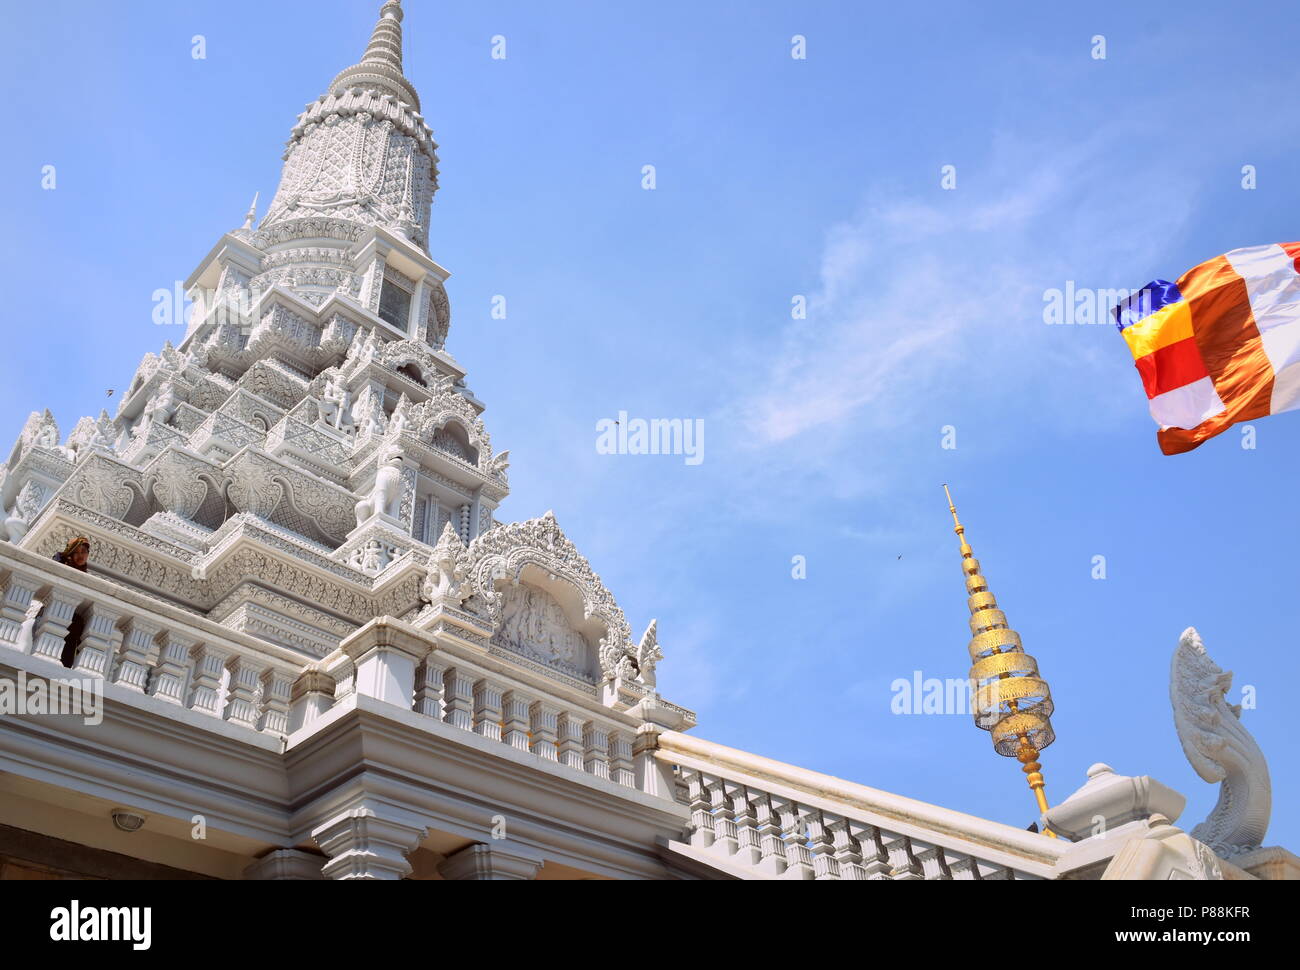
731,125,1202,452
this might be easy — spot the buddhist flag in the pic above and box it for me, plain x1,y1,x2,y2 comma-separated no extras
1115,243,1300,454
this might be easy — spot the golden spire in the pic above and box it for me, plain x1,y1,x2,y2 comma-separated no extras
943,485,1057,836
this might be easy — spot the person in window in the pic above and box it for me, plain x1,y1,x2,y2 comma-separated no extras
51,536,90,666
53,536,90,572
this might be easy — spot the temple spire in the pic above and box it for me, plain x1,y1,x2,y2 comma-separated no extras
262,0,437,244
942,485,1058,836
361,0,405,73
240,192,259,231
329,0,420,110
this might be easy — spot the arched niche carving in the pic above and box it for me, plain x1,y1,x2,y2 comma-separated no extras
396,362,428,387
428,418,478,466
490,563,605,683
459,512,635,683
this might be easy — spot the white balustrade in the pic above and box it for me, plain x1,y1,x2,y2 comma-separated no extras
291,617,649,792
658,732,1063,881
0,548,658,801
0,548,308,740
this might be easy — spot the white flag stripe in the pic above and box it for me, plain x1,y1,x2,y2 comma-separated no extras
1269,361,1300,416
1225,244,1300,413
1149,375,1225,430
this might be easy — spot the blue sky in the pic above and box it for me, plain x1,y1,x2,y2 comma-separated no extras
3,0,1297,849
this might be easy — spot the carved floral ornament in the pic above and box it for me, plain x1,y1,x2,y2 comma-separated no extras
250,217,368,250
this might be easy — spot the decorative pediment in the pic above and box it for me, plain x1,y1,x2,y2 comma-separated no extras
410,386,491,468
320,313,361,360
372,338,451,389
186,370,238,413
459,511,634,682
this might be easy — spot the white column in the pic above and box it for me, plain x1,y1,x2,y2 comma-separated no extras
0,572,40,647
583,723,610,780
187,643,230,716
346,635,427,710
557,714,585,770
827,813,866,880
632,724,678,800
685,770,715,850
883,833,922,880
728,782,762,866
408,277,427,341
414,656,447,719
73,601,123,678
223,657,265,728
501,690,531,751
468,488,483,542
312,805,428,881
442,667,475,731
807,810,840,880
529,702,561,762
473,679,503,742
259,669,293,735
849,822,893,880
753,792,787,875
115,617,162,692
707,777,738,857
608,729,635,787
773,796,814,879
148,631,195,705
29,589,82,665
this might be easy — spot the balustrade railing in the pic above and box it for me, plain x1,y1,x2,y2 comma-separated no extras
655,732,1065,880
0,543,652,796
0,543,303,736
307,617,644,789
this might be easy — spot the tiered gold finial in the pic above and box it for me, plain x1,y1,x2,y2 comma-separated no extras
942,485,1057,836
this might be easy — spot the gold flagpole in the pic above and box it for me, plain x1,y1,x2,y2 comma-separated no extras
943,485,1057,836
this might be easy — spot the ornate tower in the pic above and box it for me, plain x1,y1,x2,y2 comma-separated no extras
262,0,440,255
0,0,688,724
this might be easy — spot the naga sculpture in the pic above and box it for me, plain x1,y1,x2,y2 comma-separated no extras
1170,627,1271,857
